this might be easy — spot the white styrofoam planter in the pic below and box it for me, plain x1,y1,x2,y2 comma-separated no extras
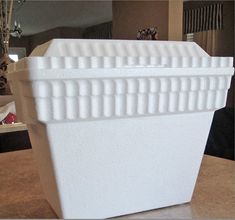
7,39,234,219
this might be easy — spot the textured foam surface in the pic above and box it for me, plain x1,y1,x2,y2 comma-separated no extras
6,39,234,218
7,40,234,123
11,75,231,123
29,39,209,57
7,56,233,71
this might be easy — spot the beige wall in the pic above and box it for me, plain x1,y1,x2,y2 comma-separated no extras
112,1,169,40
168,0,183,41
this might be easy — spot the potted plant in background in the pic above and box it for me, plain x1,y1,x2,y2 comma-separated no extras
0,0,23,95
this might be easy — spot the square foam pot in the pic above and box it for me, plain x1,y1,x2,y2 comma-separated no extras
7,39,234,218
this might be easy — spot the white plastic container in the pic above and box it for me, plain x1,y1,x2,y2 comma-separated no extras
7,39,234,219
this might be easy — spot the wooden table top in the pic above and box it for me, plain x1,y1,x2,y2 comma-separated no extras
0,149,234,219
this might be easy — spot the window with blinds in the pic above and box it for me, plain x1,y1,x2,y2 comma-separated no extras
183,3,223,34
